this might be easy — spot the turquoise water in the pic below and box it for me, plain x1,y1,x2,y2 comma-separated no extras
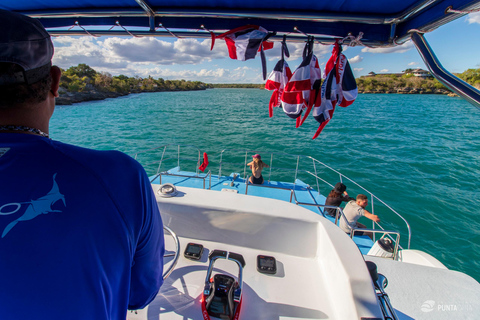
50,89,480,282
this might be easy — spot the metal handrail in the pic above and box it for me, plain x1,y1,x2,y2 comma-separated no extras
135,144,212,189
281,193,403,258
291,199,401,252
244,177,342,219
291,190,333,217
219,148,411,249
162,225,180,280
156,170,212,190
328,171,411,249
334,206,403,258
136,146,410,250
351,229,401,260
302,155,411,248
134,144,202,175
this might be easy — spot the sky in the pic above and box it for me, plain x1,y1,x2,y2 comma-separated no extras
51,12,480,84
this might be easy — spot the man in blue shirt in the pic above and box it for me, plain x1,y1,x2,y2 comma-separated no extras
0,10,165,319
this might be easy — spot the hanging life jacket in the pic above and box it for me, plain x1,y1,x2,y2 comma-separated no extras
265,35,292,117
312,42,358,139
216,25,275,80
281,36,322,127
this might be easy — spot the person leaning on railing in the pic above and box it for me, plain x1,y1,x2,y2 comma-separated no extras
324,182,355,218
339,194,380,240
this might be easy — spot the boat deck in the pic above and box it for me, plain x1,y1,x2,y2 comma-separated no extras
150,167,375,254
131,183,385,320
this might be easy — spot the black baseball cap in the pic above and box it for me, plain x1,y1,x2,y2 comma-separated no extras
334,182,347,193
0,10,54,85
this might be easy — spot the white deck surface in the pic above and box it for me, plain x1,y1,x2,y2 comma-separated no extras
143,185,384,320
127,184,480,320
365,255,480,320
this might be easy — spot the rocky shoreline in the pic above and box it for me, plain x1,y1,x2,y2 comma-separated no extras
56,87,458,105
55,88,209,105
56,90,129,105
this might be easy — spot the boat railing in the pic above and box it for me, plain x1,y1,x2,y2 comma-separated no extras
291,196,404,251
134,144,212,189
291,192,338,217
271,190,404,256
324,164,412,250
332,205,403,256
156,170,212,190
219,148,411,249
162,225,180,280
327,207,402,258
351,229,401,260
135,145,410,249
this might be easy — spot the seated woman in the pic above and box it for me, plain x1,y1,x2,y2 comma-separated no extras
324,182,354,218
247,154,269,184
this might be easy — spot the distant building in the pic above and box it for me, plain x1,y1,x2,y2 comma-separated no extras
411,68,432,78
363,69,432,78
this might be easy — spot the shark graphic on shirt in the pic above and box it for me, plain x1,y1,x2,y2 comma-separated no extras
1,173,66,238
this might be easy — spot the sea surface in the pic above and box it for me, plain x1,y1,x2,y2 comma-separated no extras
50,89,480,282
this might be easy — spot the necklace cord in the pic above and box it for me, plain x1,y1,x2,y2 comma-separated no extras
0,125,50,139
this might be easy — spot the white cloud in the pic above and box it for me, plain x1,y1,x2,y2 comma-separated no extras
102,37,226,64
380,69,389,73
361,41,414,54
232,66,253,79
349,55,363,63
51,36,341,83
354,68,364,72
467,12,480,24
408,61,418,66
52,36,228,72
53,36,126,70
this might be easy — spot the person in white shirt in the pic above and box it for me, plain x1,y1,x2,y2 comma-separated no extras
340,194,380,239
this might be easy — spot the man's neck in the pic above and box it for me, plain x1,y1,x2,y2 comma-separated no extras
0,100,52,135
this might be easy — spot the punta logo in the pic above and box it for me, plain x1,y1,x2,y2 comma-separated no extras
421,300,462,312
421,300,435,312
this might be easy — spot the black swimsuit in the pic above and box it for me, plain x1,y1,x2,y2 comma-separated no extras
251,175,264,184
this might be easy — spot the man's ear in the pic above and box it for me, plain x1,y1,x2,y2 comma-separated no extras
50,66,61,98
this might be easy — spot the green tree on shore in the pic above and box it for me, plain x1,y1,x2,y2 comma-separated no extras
356,68,480,94
59,64,211,94
60,64,480,94
457,69,480,88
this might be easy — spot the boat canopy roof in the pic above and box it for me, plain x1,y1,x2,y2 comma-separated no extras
2,0,480,46
3,0,480,108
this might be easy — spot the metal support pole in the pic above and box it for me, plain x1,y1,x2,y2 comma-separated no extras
411,32,480,110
